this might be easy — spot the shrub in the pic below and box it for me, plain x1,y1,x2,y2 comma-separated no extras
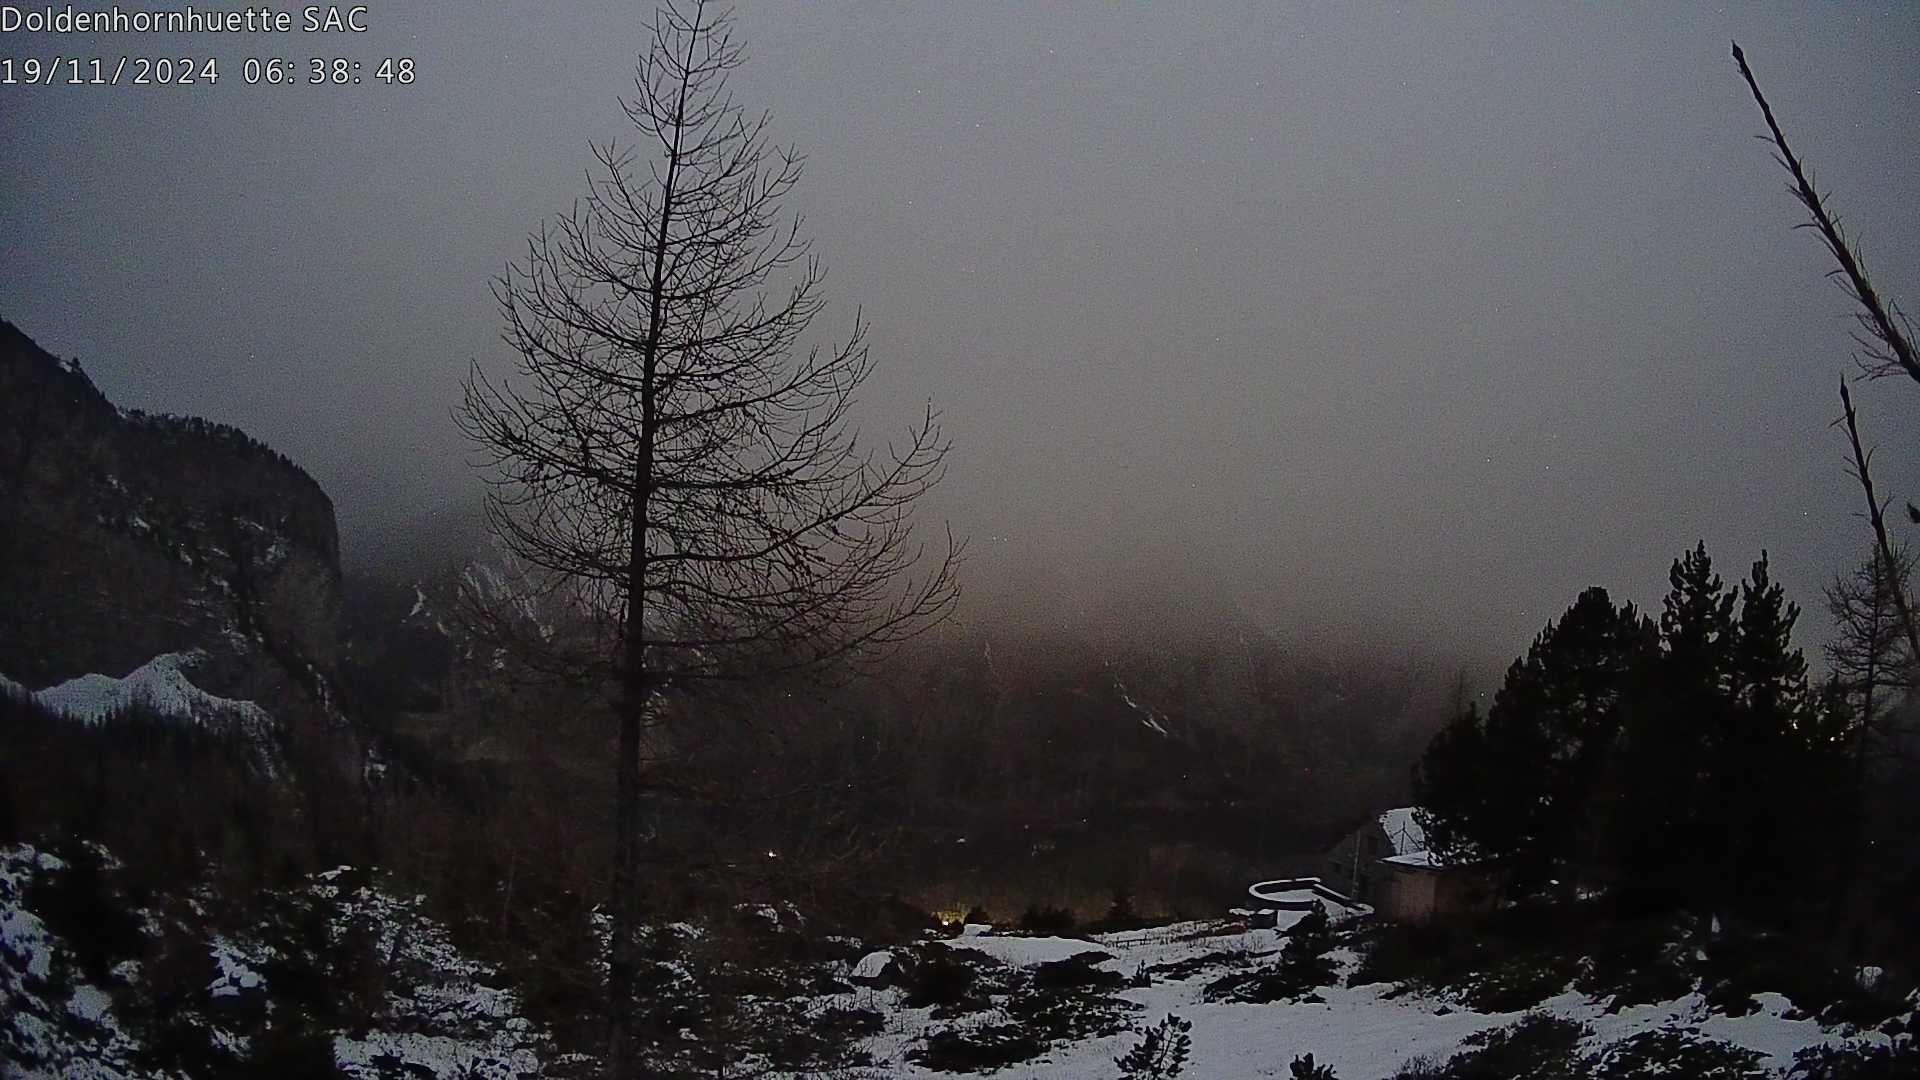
1698,932,1906,1029
1586,1027,1769,1079
1202,959,1334,1004
1115,1014,1192,1079
1387,1055,1445,1080
1392,1014,1588,1080
1086,888,1161,933
1290,1053,1338,1079
1029,951,1122,992
1143,946,1261,983
903,949,988,1011
1573,916,1696,1011
1019,904,1077,935
242,1013,341,1077
1789,1039,1920,1079
1288,905,1332,950
748,1000,877,1072
1351,919,1475,991
1351,911,1578,1013
911,1023,1045,1073
1202,906,1337,1004
30,844,147,984
135,919,236,1076
1003,981,1137,1044
1457,954,1578,1013
810,1005,884,1040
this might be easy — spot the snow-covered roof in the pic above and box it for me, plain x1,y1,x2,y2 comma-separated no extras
1377,807,1426,857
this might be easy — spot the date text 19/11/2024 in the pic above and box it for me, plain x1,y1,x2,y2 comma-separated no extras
0,55,412,85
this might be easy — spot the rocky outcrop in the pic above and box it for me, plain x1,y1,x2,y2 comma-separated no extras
0,320,342,713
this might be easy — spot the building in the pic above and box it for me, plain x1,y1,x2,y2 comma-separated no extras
1323,807,1426,905
1372,850,1500,924
1324,807,1498,924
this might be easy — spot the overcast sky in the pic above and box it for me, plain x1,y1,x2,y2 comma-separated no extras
4,2,1917,663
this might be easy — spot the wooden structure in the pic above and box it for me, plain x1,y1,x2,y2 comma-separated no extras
1324,806,1499,924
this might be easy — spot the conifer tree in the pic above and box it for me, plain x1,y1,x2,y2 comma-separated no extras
1412,702,1493,866
1709,553,1817,908
1418,543,1847,913
1730,552,1809,726
1613,543,1740,898
1414,588,1652,888
1491,588,1652,886
1659,543,1737,699
1116,1014,1192,1079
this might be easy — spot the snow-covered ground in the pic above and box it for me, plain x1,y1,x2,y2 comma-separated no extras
819,918,1903,1079
4,834,1910,1078
0,844,555,1080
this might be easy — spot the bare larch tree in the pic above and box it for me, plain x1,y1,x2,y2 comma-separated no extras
1736,43,1920,958
457,3,960,1074
1825,544,1916,751
1735,44,1920,664
1733,42,1920,667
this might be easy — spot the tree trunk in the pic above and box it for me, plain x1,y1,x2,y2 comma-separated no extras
608,440,658,1079
606,660,647,1078
607,12,682,1071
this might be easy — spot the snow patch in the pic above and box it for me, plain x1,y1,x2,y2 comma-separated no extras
1109,669,1173,737
852,950,894,980
209,938,266,998
27,651,271,730
943,933,1120,969
66,984,114,1024
1377,807,1426,857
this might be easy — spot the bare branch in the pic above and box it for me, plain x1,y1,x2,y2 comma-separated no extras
1836,380,1920,665
1733,42,1920,387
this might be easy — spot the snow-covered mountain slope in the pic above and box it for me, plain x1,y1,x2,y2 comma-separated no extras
22,652,268,727
2,651,281,772
0,843,563,1080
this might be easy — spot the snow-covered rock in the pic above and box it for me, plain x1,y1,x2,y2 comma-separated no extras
851,949,898,987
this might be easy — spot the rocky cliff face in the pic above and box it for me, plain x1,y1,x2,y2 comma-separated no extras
0,320,342,712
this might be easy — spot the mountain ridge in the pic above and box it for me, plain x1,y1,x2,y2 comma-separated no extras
0,318,344,718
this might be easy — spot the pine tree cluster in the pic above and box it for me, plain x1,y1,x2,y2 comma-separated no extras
1413,543,1853,916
